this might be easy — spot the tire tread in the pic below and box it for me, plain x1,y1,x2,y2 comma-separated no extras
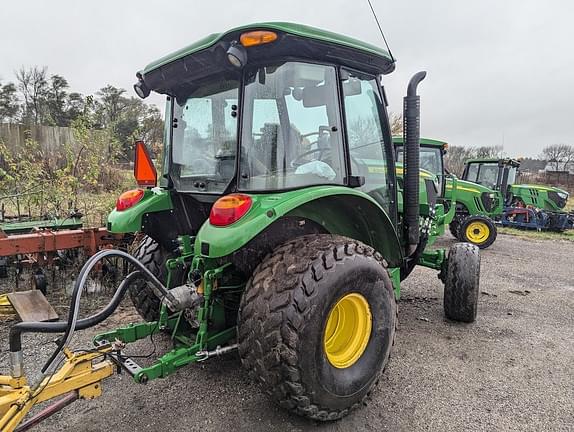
238,234,396,421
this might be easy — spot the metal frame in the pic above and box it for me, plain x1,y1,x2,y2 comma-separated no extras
0,228,125,265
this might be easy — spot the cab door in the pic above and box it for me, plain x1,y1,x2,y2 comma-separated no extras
341,69,395,222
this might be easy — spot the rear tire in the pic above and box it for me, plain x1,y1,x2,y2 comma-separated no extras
238,234,396,421
443,243,480,323
129,236,179,322
459,215,497,249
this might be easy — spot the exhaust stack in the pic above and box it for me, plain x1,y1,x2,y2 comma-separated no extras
403,71,426,255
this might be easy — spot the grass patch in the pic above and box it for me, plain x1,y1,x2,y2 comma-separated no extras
498,226,574,242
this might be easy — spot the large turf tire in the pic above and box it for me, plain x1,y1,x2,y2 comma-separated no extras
238,234,396,421
443,243,480,323
459,215,497,249
129,236,176,322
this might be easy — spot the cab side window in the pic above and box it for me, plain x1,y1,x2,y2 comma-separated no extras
342,70,392,213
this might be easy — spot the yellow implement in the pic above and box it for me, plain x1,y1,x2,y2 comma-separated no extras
0,294,16,317
0,347,114,432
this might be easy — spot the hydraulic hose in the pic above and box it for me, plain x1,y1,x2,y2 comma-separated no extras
8,249,174,377
9,271,140,353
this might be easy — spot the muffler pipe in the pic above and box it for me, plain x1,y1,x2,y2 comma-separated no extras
403,71,426,256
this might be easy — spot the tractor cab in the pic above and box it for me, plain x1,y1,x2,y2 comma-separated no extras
169,61,390,200
392,136,447,196
113,23,406,249
462,158,520,205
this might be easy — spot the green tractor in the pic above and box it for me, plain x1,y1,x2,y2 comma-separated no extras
393,137,499,248
1,23,482,428
462,158,573,231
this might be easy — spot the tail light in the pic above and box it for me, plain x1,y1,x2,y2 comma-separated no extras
116,189,145,211
209,194,252,226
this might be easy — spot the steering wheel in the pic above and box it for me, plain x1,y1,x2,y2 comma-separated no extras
291,147,331,168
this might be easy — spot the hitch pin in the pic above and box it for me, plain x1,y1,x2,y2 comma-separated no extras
196,344,238,362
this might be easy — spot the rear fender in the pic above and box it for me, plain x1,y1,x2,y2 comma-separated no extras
194,186,403,267
107,188,173,233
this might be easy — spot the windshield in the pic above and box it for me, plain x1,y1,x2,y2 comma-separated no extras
396,146,443,176
171,78,239,193
239,62,344,191
466,162,499,189
396,145,444,195
506,166,517,185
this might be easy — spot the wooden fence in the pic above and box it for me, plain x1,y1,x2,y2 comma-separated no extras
0,123,83,154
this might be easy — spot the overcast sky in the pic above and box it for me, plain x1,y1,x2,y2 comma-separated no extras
1,0,572,157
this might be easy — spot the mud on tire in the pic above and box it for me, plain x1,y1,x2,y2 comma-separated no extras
443,242,480,323
238,234,397,421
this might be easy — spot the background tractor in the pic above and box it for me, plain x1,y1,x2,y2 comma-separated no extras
393,137,499,248
1,22,481,429
462,158,573,231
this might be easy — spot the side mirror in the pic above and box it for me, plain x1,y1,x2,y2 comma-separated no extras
134,141,157,187
342,78,362,97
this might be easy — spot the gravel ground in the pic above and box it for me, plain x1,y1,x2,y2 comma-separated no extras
1,233,573,432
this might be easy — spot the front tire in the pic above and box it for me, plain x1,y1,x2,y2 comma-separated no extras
443,243,480,323
238,234,396,421
459,215,497,249
449,219,461,239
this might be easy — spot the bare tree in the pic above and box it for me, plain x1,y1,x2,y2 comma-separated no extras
444,145,475,177
541,144,574,171
15,66,49,125
390,112,402,135
443,145,505,177
348,117,379,147
474,145,504,159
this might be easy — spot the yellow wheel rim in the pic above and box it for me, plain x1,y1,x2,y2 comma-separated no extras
323,293,372,369
465,221,490,244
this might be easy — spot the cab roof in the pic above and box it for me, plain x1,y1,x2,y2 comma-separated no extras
139,22,395,95
143,22,394,75
392,136,447,147
466,158,521,167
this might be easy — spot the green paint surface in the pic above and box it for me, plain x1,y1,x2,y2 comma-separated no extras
107,189,173,233
194,185,403,267
142,22,393,76
0,217,82,235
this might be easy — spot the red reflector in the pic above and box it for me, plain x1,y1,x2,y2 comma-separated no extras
116,189,145,211
134,141,157,187
209,194,252,226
